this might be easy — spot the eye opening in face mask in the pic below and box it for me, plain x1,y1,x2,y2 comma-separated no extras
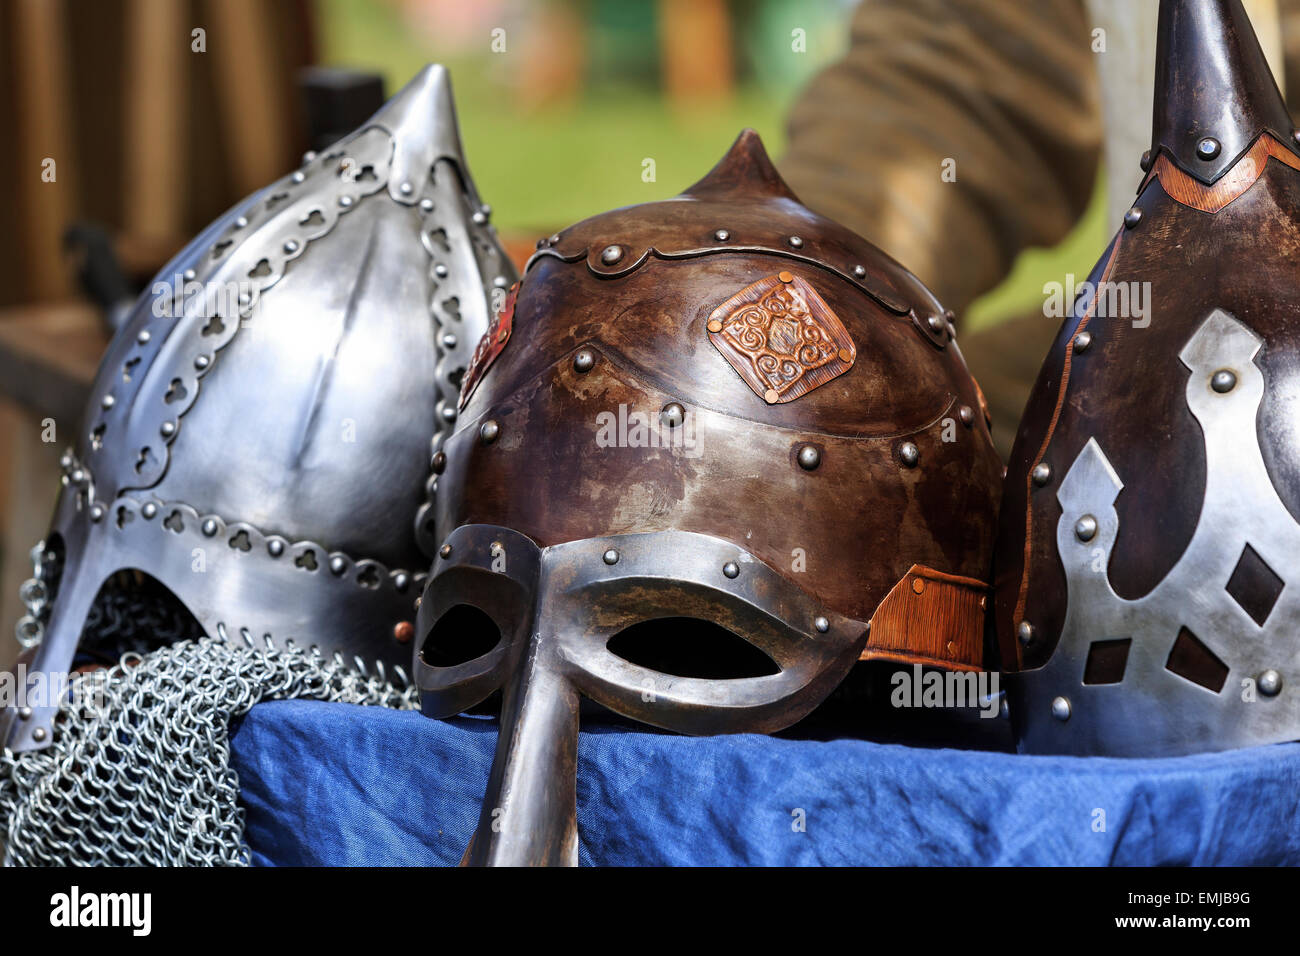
605,616,780,679
420,603,503,668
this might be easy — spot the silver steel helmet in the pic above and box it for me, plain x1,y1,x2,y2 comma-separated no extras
2,64,514,752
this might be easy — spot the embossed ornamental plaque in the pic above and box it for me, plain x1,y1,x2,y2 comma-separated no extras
706,272,855,403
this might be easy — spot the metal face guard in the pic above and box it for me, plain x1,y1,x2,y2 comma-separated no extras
414,524,868,866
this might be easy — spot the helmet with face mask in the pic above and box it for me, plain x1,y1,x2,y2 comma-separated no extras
415,130,1004,865
2,65,513,754
995,0,1300,756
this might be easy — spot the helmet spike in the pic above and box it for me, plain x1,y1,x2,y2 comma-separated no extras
681,128,801,201
1151,0,1297,183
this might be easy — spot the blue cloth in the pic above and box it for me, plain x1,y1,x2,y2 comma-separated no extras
229,699,1300,866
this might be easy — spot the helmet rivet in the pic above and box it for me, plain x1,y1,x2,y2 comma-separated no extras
101,394,115,410
492,276,508,289
160,421,176,437
787,236,803,249
393,621,415,644
431,451,447,474
439,544,452,559
471,211,488,225
399,181,413,195
394,573,410,592
797,444,821,470
137,330,151,345
1211,369,1237,393
434,264,449,278
442,333,457,349
235,215,249,228
959,405,974,426
912,577,926,595
195,355,210,370
927,314,944,332
573,349,595,372
329,556,347,575
714,229,730,241
660,402,685,428
899,442,920,467
602,549,620,566
283,239,299,254
201,518,218,537
1259,669,1284,696
18,706,32,720
183,268,197,282
32,727,47,743
479,420,500,444
814,616,830,633
1139,149,1153,172
1123,206,1143,228
440,406,458,423
1051,696,1072,721
141,502,157,519
1196,136,1221,160
419,198,434,213
338,195,354,208
722,561,740,579
763,388,780,404
89,504,105,523
1017,620,1036,645
291,170,306,184
1074,331,1092,352
1032,462,1052,486
600,245,624,265
853,264,867,278
1074,515,1098,542
778,271,794,283
268,540,285,557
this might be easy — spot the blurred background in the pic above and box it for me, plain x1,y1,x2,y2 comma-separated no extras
0,0,1294,664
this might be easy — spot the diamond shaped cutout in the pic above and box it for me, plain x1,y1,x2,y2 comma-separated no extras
1165,627,1228,693
1225,544,1283,626
1083,638,1132,685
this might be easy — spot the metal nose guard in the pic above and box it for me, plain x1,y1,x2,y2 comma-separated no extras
415,524,868,866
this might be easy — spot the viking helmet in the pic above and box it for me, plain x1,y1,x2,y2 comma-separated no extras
2,65,514,752
416,130,1003,864
995,0,1300,756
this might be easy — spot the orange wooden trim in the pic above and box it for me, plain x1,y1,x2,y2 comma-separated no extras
1011,233,1125,662
864,563,986,669
1140,134,1300,213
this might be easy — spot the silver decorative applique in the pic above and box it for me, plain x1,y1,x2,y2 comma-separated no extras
1018,308,1300,756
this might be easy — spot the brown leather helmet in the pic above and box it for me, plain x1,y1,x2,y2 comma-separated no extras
417,130,1002,864
995,0,1300,756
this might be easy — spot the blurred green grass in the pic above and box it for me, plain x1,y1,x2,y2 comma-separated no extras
317,0,1110,329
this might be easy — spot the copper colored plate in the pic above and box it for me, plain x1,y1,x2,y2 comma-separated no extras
705,272,856,404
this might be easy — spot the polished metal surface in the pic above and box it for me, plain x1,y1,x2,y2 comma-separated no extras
2,64,514,752
415,524,867,866
1016,309,1300,756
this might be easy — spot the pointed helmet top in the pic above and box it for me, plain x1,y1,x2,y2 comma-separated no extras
367,64,483,206
1151,0,1298,183
681,129,802,202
